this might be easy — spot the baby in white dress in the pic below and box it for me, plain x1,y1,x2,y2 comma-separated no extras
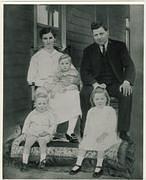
44,54,80,98
44,54,81,142
70,87,121,177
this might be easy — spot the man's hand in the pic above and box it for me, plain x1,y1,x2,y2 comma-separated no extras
119,80,132,96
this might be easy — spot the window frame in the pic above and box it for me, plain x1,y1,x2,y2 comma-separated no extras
33,5,66,52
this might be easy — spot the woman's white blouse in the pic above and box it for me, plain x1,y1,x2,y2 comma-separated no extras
27,49,63,86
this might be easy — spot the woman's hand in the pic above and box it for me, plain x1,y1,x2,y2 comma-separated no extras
43,82,51,90
52,84,65,94
39,131,49,137
20,133,27,140
59,79,69,86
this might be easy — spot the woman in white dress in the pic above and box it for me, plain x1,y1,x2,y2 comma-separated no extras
27,28,81,142
27,28,63,87
70,87,121,178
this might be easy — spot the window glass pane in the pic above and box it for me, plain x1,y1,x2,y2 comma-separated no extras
125,18,130,51
34,5,65,51
37,5,48,25
53,10,59,28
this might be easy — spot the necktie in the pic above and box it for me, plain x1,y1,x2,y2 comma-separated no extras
102,45,106,56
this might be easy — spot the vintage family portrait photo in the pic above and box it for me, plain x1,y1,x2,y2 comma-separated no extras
2,3,144,179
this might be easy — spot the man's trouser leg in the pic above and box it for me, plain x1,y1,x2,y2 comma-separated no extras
80,85,93,136
107,84,133,132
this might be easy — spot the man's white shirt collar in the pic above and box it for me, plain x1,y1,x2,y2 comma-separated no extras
99,40,108,52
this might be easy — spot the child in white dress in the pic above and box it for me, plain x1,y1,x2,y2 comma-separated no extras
70,87,121,177
21,87,56,171
44,54,81,142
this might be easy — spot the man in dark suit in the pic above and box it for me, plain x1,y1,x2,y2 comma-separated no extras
80,22,136,141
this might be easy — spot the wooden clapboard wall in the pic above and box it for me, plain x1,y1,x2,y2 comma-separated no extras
4,5,34,125
66,5,129,68
108,5,129,42
95,5,129,43
66,5,96,68
3,4,129,128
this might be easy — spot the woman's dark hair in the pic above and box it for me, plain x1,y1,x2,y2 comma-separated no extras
91,22,108,31
39,27,56,39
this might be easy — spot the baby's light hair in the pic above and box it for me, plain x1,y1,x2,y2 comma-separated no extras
90,87,110,107
58,54,72,64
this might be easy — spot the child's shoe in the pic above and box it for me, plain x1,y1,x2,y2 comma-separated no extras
92,166,103,178
69,164,81,175
65,133,79,143
70,133,79,143
20,163,28,172
65,133,72,141
39,159,48,171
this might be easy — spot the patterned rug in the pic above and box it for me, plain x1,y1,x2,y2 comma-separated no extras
4,124,135,179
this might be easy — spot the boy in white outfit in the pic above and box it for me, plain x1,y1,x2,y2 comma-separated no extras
21,87,56,171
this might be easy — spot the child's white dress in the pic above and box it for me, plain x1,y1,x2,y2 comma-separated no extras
49,68,81,124
79,106,121,151
50,89,81,124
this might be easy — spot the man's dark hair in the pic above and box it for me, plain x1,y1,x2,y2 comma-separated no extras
91,22,108,31
39,27,56,39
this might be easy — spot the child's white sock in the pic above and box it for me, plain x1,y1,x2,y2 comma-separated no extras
72,156,84,171
72,150,86,170
96,151,104,167
75,156,84,166
96,158,103,167
67,116,78,135
22,153,29,164
40,153,46,162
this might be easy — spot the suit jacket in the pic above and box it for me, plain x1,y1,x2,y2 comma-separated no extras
80,39,136,86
